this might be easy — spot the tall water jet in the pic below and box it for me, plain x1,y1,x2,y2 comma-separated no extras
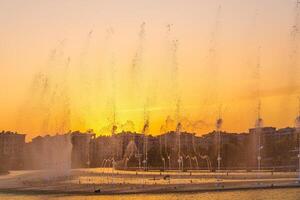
165,117,174,169
253,45,264,171
175,98,183,171
295,97,300,181
43,41,67,134
176,122,183,171
142,104,150,171
110,54,118,165
203,4,222,105
255,102,263,171
127,22,148,139
56,57,71,133
130,22,146,94
208,5,222,73
288,0,300,94
17,40,71,136
77,31,93,130
215,113,223,172
159,125,166,170
18,70,50,134
164,24,182,170
171,37,183,170
47,55,71,134
111,124,117,167
279,0,300,118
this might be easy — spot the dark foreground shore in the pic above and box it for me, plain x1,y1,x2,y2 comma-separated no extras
0,180,299,195
0,169,299,195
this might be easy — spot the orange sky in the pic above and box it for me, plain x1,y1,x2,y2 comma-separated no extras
0,0,300,140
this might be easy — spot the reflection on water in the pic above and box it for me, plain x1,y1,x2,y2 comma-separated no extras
0,188,300,200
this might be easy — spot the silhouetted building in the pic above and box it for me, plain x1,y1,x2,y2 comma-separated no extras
0,131,25,170
247,127,276,169
3,124,300,171
200,131,248,170
90,136,114,167
71,131,95,168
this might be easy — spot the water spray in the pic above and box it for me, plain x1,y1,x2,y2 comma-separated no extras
295,97,300,182
216,110,223,173
255,101,263,172
142,107,149,171
288,0,300,92
78,31,93,130
164,117,172,169
160,126,166,171
130,22,146,96
170,36,183,171
111,124,117,185
176,122,183,171
253,43,263,173
109,43,117,164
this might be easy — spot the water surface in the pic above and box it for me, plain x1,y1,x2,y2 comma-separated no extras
0,188,299,200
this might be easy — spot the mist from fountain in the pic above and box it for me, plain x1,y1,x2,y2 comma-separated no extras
28,134,73,179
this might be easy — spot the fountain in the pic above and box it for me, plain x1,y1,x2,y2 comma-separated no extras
17,40,71,136
295,98,300,181
123,139,138,169
130,22,146,94
192,156,199,169
111,125,118,165
124,157,129,169
162,118,172,170
27,134,73,179
255,102,263,172
101,159,107,168
109,33,118,164
251,24,263,172
159,126,166,171
176,122,183,171
186,155,192,170
142,117,149,171
77,31,93,130
200,155,212,171
216,117,222,172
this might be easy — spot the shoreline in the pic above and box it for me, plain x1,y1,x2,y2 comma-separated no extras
1,169,300,196
0,182,299,196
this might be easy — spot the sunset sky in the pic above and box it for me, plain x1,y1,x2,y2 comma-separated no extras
0,0,300,140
